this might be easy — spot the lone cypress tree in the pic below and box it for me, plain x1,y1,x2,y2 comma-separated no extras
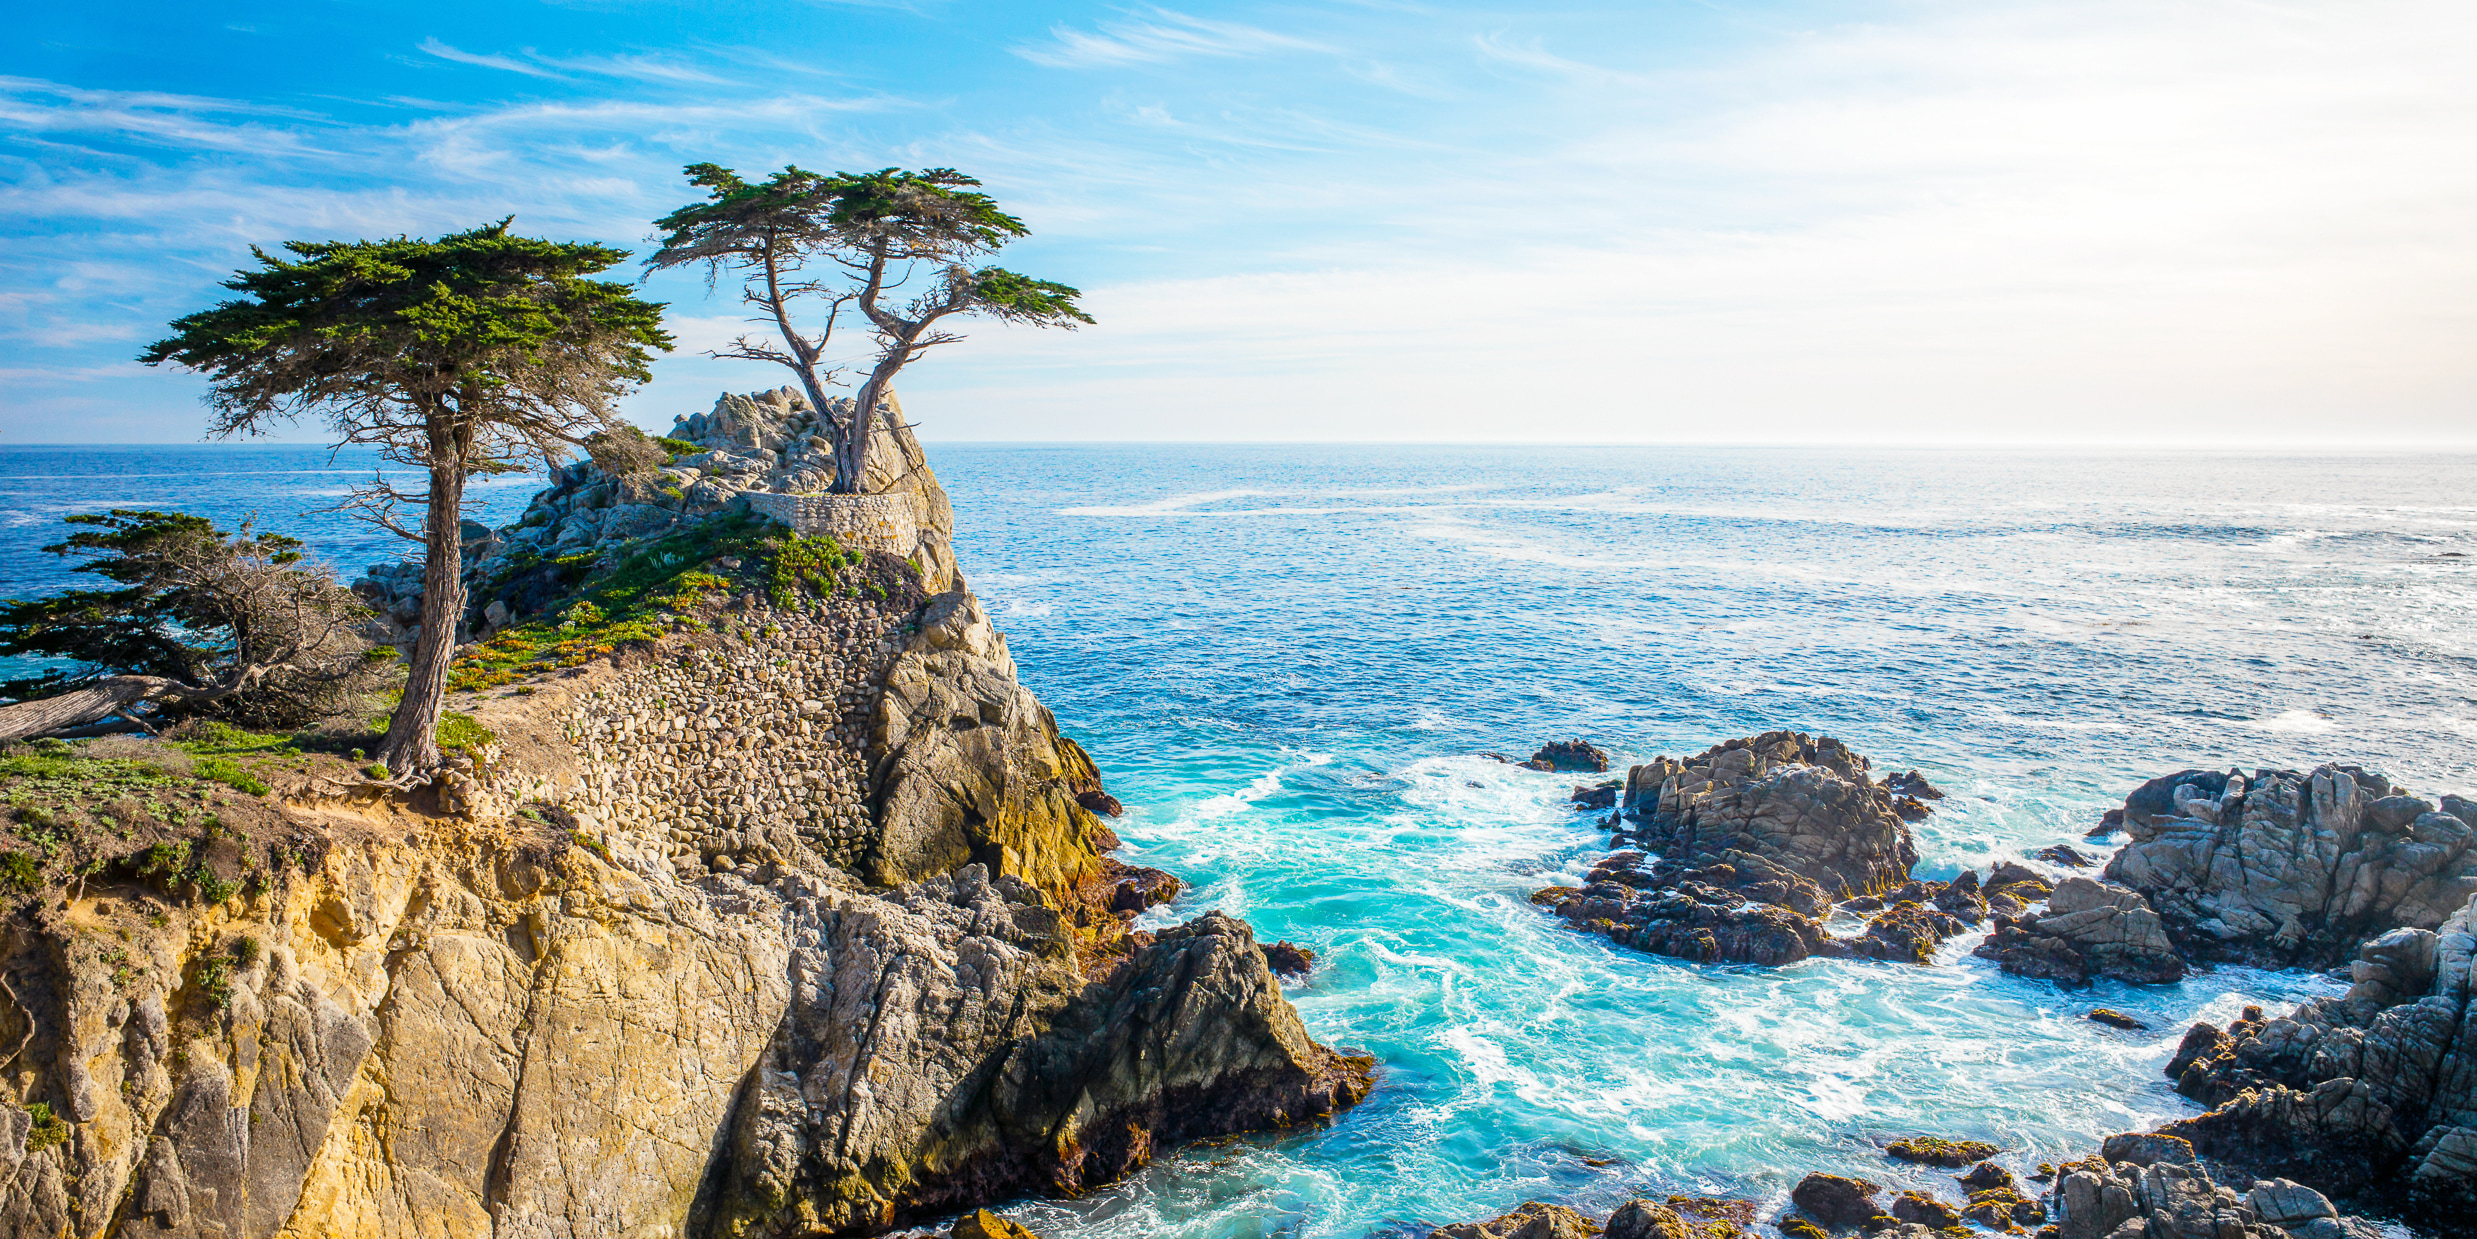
646,165,1091,493
142,221,671,777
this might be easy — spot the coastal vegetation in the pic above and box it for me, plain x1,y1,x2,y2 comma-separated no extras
646,164,1092,494
0,510,379,741
139,221,672,779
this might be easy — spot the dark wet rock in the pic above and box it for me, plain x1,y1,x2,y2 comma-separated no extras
1848,900,1971,964
2034,844,2096,868
1973,877,2187,986
2088,1008,2149,1030
1524,740,1611,773
2044,1152,2389,1239
1104,861,1181,914
1886,770,1945,800
1430,1201,1595,1239
1261,940,1316,977
1888,1136,2000,1168
1957,1162,2016,1192
1075,789,1125,817
1605,1200,1693,1239
1616,731,1920,898
2039,901,2477,1231
1571,779,1622,810
1540,812,1991,969
2103,763,2477,969
1791,1173,1890,1229
1987,861,2054,901
1889,1190,1962,1228
2088,807,2126,839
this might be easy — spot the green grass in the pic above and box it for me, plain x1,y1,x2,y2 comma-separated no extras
190,756,270,796
447,511,806,692
436,711,496,756
0,851,37,892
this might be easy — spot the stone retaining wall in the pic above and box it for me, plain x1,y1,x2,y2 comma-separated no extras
743,491,921,555
537,596,910,877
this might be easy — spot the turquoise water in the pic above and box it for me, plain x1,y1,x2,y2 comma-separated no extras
929,445,2474,1237
5,444,2473,1236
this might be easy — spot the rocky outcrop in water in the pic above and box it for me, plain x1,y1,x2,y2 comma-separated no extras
1973,875,2188,986
1617,732,1920,898
1535,734,2004,967
2127,895,2477,1226
2101,764,2477,969
2047,1136,2387,1239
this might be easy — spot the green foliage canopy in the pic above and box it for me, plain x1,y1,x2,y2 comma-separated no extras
141,220,673,466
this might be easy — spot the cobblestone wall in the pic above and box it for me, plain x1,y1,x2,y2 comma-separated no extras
741,491,921,555
545,595,909,878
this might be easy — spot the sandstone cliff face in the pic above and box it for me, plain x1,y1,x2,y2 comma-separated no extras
0,401,1370,1237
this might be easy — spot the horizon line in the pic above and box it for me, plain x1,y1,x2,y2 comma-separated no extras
7,438,2477,453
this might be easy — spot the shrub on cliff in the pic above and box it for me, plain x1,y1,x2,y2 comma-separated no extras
0,511,382,739
585,423,671,477
141,220,673,778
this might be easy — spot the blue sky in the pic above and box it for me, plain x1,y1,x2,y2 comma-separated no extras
3,0,2473,445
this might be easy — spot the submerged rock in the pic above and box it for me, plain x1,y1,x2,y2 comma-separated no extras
1887,1135,2000,1167
1524,739,1611,773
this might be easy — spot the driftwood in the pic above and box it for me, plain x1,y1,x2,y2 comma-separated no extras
0,666,278,744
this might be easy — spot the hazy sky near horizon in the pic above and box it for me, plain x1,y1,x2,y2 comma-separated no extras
3,1,2473,446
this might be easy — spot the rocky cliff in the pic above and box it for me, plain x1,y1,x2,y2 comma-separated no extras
0,391,1371,1237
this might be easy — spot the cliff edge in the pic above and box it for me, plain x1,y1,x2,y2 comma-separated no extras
0,391,1372,1238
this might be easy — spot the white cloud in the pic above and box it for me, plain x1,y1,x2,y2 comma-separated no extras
416,38,569,80
1016,9,1331,69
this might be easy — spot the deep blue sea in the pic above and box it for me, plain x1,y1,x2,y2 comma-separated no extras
6,443,2474,1237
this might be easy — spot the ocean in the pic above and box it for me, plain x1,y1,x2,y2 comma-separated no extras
6,442,2473,1237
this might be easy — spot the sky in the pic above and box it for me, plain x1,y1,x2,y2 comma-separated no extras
2,0,2473,446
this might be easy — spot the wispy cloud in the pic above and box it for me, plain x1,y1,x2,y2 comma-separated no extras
1469,33,1649,88
1016,9,1330,69
417,38,569,80
417,39,736,86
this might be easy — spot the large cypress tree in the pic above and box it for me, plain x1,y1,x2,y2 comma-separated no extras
646,165,1090,492
142,221,672,777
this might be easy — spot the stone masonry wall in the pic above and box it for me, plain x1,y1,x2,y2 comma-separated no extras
741,491,921,555
520,595,911,879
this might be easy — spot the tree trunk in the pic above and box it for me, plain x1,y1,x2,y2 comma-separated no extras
833,370,897,495
375,458,466,776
